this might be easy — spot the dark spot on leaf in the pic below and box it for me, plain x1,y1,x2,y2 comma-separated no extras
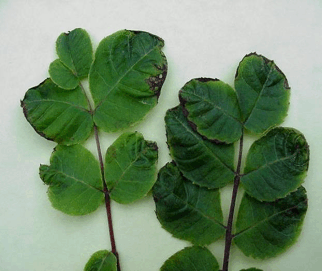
235,52,258,79
153,194,160,203
147,141,158,152
195,77,219,83
131,30,143,35
178,93,188,112
146,65,167,98
21,99,54,142
274,63,290,90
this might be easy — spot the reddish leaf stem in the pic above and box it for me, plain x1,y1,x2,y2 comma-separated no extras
222,131,244,271
93,125,121,271
80,81,121,271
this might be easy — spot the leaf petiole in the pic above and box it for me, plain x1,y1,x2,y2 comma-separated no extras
80,81,121,271
222,130,244,271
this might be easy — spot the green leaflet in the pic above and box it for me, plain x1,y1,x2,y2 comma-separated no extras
153,162,225,245
49,28,93,89
105,132,158,204
241,127,310,201
234,187,308,259
235,53,290,134
179,78,243,143
165,105,235,188
160,246,220,271
89,30,167,132
84,250,117,271
240,269,263,271
39,144,104,215
21,78,93,145
49,59,80,90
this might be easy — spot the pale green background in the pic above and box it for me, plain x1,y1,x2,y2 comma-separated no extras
1,0,321,270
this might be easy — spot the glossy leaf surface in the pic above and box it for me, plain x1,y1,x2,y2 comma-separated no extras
40,145,104,215
21,78,93,145
179,78,242,143
241,127,310,201
160,246,219,271
49,28,93,89
153,162,225,245
235,53,290,134
165,105,235,188
84,250,117,271
234,187,308,259
105,132,158,204
89,30,167,132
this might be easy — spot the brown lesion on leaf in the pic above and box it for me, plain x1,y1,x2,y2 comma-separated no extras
195,77,219,83
146,65,167,98
20,98,54,142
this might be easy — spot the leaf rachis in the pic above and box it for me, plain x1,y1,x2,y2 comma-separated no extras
222,130,244,271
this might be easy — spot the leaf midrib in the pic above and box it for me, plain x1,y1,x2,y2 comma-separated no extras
172,111,235,173
108,145,151,192
26,99,90,113
164,188,226,229
185,91,242,124
97,254,109,271
92,43,158,109
242,62,274,125
233,198,307,238
242,152,297,176
49,168,103,192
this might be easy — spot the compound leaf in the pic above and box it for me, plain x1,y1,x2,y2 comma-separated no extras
105,132,158,204
241,127,310,201
39,144,104,215
21,78,94,145
234,186,308,259
84,250,117,271
165,105,235,189
89,30,167,132
235,53,290,134
179,78,243,143
160,246,220,271
153,162,225,245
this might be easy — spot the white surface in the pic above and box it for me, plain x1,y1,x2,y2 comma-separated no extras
1,0,322,270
